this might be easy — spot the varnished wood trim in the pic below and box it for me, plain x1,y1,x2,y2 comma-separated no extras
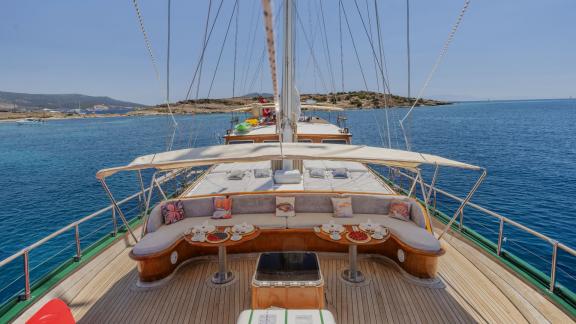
131,228,444,282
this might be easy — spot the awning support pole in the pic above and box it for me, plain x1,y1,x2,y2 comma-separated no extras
141,172,157,238
408,171,419,197
99,179,139,243
417,167,438,233
438,169,487,240
155,176,168,200
137,170,147,213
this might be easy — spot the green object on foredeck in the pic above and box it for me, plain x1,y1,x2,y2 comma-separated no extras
234,122,251,133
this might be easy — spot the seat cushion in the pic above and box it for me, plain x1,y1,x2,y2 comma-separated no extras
286,213,441,253
135,214,286,257
134,217,211,256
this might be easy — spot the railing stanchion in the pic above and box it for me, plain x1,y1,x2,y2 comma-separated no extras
74,224,82,261
112,208,118,237
21,251,31,301
459,210,464,230
497,217,504,255
550,241,558,292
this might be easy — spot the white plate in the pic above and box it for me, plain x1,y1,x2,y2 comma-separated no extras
359,222,382,232
321,223,345,234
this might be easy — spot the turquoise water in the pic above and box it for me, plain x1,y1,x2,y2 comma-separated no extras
0,100,575,302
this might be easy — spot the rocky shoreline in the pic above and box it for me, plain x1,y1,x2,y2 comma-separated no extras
0,91,450,121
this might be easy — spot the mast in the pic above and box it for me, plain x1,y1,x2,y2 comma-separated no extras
279,0,299,170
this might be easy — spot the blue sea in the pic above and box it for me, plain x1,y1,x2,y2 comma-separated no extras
0,99,575,303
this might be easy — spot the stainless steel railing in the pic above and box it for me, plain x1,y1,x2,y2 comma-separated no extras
388,168,576,292
0,168,196,302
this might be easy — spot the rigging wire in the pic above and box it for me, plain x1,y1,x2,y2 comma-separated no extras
232,0,239,98
195,0,214,101
338,0,369,91
338,2,345,92
129,0,177,149
165,0,177,151
319,0,337,96
295,7,330,94
207,0,239,98
400,0,471,151
184,0,225,101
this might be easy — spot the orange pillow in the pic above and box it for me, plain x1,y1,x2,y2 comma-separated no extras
212,197,232,219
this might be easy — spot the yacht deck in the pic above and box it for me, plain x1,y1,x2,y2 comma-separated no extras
14,225,572,323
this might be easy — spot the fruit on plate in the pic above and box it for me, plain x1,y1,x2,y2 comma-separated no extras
207,232,229,243
347,230,370,243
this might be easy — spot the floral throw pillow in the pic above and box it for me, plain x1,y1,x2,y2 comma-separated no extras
276,196,295,217
389,200,411,221
212,196,232,219
162,200,185,225
331,197,353,218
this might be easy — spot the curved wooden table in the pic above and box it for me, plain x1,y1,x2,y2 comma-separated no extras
184,226,261,284
315,225,390,283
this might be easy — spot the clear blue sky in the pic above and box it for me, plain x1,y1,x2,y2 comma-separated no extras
0,0,574,105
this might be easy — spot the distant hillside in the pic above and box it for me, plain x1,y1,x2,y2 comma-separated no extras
0,91,145,112
139,91,450,115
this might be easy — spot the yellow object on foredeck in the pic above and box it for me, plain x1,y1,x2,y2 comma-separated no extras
245,118,259,126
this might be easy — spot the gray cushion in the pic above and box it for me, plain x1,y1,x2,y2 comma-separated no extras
351,195,391,215
294,195,334,213
146,205,164,233
232,195,275,214
309,168,325,178
227,170,245,180
254,168,271,178
332,168,348,179
182,198,215,218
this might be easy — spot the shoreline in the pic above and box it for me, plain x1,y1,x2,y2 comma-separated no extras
0,103,454,122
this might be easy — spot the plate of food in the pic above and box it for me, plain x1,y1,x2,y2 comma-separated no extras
206,231,230,244
346,230,371,244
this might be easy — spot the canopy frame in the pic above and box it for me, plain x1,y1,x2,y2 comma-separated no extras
96,143,481,180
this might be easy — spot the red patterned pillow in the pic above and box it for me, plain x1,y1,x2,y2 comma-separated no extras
389,200,411,221
162,200,185,225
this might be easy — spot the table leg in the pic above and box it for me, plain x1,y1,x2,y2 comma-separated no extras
341,244,365,283
212,245,234,284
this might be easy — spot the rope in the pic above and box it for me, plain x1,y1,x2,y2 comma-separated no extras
400,0,471,151
295,7,330,94
261,0,279,101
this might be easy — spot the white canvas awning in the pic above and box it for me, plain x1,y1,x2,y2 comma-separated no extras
96,143,481,179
